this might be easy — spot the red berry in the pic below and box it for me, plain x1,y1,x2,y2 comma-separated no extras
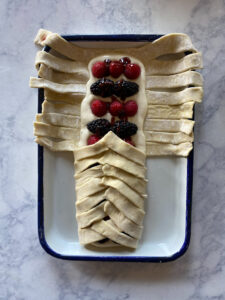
119,57,131,65
124,100,138,117
124,63,141,79
92,61,108,78
109,100,124,116
109,61,124,78
124,138,135,146
87,134,100,145
91,99,108,117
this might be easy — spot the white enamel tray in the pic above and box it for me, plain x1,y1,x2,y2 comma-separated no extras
37,35,193,262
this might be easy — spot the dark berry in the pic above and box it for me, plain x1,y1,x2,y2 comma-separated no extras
87,119,111,136
124,100,138,117
104,58,111,76
92,62,108,78
87,134,100,145
109,100,124,116
119,57,131,65
109,61,124,78
91,99,108,117
124,63,141,79
111,120,137,139
114,80,139,100
90,78,114,98
104,58,111,66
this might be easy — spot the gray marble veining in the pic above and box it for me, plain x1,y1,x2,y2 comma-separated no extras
1,0,225,299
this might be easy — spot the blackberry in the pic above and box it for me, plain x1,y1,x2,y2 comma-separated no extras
90,78,114,98
87,119,111,136
111,120,137,139
114,80,139,100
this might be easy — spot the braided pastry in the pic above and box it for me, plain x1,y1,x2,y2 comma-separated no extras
30,29,204,250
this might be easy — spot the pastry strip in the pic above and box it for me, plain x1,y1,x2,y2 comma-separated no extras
102,177,145,209
91,220,138,249
146,141,193,156
105,188,145,225
144,119,194,134
104,202,143,239
40,32,197,63
76,177,106,200
44,89,84,104
78,227,105,245
76,202,106,229
30,77,86,94
38,64,88,84
146,87,203,105
146,53,203,75
99,151,146,179
35,51,88,75
146,71,203,89
145,131,193,144
74,131,145,166
75,165,103,186
102,164,147,195
34,122,79,140
34,29,53,46
36,113,80,128
76,190,106,213
42,100,80,116
148,102,194,119
92,240,118,248
35,137,76,151
74,140,108,161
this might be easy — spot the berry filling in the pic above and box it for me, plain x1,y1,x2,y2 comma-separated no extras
124,63,141,80
109,61,124,78
119,57,131,65
91,99,108,117
109,100,124,116
114,80,139,100
124,100,138,117
87,119,111,136
87,134,101,145
111,120,137,139
90,78,114,98
92,61,108,78
124,137,135,146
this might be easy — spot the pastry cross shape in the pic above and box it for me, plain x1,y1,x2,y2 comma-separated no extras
30,29,203,249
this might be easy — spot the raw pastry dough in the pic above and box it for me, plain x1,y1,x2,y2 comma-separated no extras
30,30,203,157
74,131,147,248
30,29,204,250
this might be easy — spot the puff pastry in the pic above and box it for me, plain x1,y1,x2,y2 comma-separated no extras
30,29,203,249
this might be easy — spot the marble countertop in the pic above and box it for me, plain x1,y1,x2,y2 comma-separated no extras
1,0,225,299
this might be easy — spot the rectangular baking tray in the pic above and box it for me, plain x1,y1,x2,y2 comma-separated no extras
37,34,193,262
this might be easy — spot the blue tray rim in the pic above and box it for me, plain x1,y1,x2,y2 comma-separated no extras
37,34,193,262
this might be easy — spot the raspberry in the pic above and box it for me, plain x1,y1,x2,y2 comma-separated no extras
124,100,138,117
124,63,141,80
87,134,100,145
114,80,139,100
92,61,108,78
119,57,131,65
87,119,111,136
111,120,137,139
109,100,124,116
90,78,114,98
124,138,135,146
109,61,124,78
91,99,108,117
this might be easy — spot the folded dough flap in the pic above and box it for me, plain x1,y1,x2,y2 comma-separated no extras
74,131,147,249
